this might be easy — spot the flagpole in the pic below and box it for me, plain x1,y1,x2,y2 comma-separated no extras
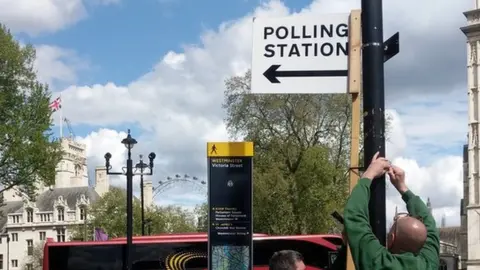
59,93,63,139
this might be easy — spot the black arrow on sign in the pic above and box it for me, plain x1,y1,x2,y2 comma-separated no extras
263,65,348,83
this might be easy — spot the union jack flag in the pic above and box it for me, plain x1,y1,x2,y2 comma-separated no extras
49,97,61,112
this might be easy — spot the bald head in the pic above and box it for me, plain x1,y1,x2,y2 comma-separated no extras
388,216,427,254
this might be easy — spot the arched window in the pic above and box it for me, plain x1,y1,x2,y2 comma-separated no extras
80,206,86,220
74,164,81,176
57,207,64,221
26,208,33,223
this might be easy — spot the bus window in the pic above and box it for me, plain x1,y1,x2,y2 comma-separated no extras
49,245,124,270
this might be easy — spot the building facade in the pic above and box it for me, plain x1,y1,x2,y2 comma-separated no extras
462,2,480,268
0,131,156,270
0,138,110,270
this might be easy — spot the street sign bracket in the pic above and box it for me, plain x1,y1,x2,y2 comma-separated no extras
383,32,400,63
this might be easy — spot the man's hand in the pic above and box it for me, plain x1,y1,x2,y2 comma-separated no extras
362,152,390,180
388,165,409,194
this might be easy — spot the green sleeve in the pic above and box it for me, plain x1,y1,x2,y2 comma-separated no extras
344,178,388,269
344,178,424,269
402,190,440,267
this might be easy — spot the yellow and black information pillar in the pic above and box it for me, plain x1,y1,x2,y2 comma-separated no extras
207,142,253,270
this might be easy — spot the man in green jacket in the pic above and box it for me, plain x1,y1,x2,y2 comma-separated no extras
344,152,440,269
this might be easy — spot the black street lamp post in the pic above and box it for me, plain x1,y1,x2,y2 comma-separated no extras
135,156,149,236
104,129,156,270
362,0,388,245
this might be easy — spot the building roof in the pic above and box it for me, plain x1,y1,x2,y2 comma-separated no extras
439,226,461,246
35,186,100,211
0,186,100,231
0,201,24,228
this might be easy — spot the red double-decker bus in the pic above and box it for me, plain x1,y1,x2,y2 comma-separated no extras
43,233,342,270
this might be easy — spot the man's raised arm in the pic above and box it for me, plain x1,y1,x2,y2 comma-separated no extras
401,187,440,267
344,152,393,269
344,177,385,269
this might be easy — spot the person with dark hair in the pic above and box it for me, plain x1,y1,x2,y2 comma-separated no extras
343,152,440,269
269,250,305,270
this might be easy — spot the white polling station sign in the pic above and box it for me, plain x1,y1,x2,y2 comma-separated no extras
251,14,350,94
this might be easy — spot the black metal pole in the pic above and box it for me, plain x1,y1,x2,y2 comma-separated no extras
140,172,145,236
362,0,387,246
126,150,133,270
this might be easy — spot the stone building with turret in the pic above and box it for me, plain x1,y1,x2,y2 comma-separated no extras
461,1,480,268
0,137,154,270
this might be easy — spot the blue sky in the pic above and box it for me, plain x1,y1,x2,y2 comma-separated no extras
20,0,311,86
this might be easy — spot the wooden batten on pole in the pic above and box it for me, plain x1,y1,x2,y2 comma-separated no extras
346,9,362,270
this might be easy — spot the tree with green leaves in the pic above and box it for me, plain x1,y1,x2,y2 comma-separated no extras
0,24,62,199
223,70,356,234
70,188,197,240
194,202,208,232
158,204,198,233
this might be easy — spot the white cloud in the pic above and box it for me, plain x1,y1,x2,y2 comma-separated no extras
385,110,464,226
43,0,466,223
390,90,467,163
385,109,407,160
155,190,207,211
305,0,468,30
34,45,89,89
0,0,87,35
0,0,120,36
202,123,229,142
77,128,207,207
77,129,127,187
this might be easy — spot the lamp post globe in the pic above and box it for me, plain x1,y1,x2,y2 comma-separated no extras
121,129,137,150
104,152,112,172
148,152,156,168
